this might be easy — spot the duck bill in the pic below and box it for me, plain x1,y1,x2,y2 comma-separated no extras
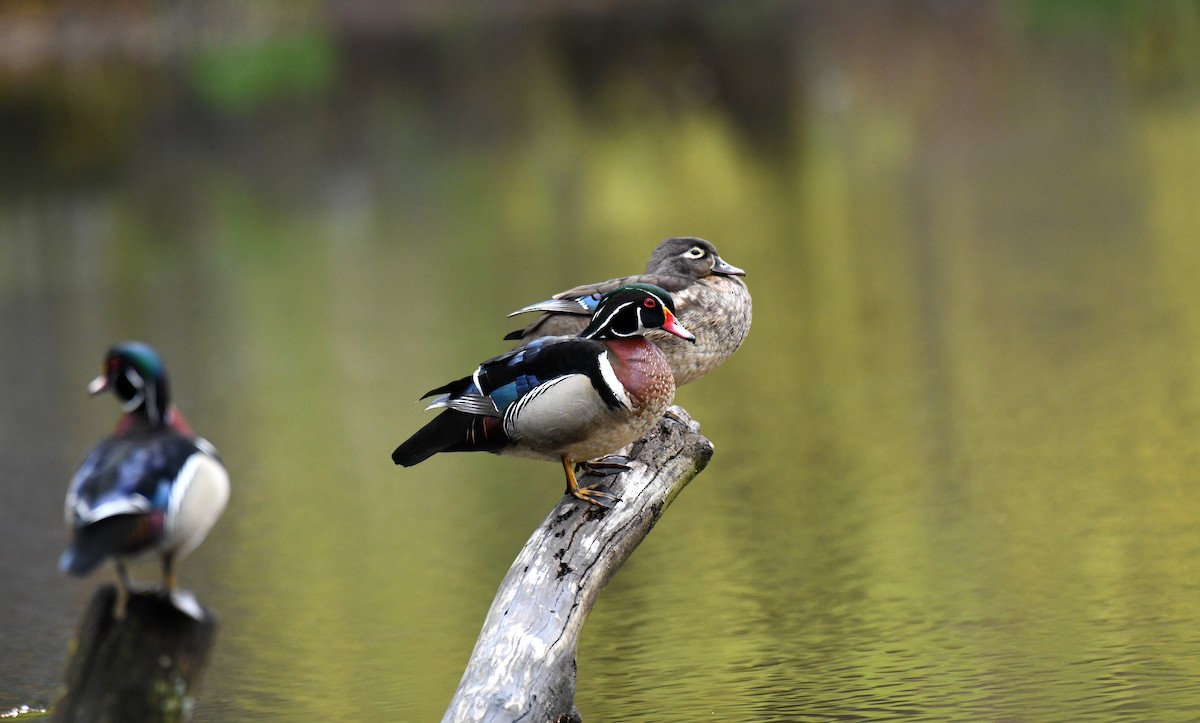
712,256,745,277
87,374,109,396
661,309,696,343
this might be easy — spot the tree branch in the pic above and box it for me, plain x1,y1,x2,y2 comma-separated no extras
443,405,714,723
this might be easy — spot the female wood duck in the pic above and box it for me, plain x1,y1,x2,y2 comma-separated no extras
393,284,695,507
504,237,751,386
60,342,230,615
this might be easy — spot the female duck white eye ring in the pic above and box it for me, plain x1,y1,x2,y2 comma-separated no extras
683,246,705,259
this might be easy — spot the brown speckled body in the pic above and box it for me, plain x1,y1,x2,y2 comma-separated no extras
645,273,751,386
505,338,676,463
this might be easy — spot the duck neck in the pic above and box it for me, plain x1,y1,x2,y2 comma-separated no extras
115,405,191,436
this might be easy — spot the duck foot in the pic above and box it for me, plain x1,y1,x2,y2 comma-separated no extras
562,455,622,508
570,481,622,509
577,455,632,476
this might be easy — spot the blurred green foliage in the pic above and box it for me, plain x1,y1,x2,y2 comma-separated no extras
188,32,336,112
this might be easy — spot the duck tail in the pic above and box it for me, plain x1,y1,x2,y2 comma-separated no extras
59,514,154,576
391,410,506,466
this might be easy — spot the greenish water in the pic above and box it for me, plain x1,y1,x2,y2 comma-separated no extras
3,3,1200,720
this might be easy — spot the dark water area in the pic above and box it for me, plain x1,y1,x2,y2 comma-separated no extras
3,1,1200,720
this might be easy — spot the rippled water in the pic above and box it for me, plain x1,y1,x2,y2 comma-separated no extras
3,2,1200,720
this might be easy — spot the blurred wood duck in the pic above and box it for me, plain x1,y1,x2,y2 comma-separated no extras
60,342,230,618
393,284,695,507
505,237,752,386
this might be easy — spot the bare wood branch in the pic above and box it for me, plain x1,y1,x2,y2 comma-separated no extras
443,405,714,723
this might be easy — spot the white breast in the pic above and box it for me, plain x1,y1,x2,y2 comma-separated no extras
165,450,231,559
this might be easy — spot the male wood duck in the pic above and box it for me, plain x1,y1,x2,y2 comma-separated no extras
505,237,751,386
60,342,230,616
393,284,695,507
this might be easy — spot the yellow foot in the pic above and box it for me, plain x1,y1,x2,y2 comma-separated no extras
570,481,621,508
562,454,621,508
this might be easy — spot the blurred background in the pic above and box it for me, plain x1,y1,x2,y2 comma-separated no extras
3,0,1200,720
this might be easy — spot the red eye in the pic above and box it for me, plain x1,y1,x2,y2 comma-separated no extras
643,298,657,308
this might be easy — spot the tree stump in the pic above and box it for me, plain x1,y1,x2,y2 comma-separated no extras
53,586,217,723
443,405,714,723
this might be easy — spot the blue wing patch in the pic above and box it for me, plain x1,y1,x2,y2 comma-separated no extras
488,373,544,414
574,293,602,312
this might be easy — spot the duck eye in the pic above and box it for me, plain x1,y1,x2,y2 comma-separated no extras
643,298,657,308
684,246,706,259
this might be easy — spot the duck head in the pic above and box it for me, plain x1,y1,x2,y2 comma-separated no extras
89,341,171,427
580,284,696,342
647,237,746,279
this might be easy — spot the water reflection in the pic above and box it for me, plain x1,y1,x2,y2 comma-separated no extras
3,2,1200,720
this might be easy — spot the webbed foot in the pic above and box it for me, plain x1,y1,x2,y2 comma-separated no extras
570,481,622,509
562,454,622,508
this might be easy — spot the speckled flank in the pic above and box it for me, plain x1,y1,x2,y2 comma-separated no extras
646,274,752,386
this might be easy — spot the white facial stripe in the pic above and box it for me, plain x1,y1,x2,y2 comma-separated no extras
120,368,146,414
585,300,637,338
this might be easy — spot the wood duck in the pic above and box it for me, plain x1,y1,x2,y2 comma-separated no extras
393,284,695,507
60,342,230,616
505,237,751,386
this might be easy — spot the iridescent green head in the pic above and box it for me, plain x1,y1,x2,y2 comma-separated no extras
89,341,171,426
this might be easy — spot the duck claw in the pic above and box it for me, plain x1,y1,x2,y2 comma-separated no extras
570,481,622,509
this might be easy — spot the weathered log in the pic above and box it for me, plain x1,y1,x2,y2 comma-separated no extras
53,586,217,723
443,405,714,723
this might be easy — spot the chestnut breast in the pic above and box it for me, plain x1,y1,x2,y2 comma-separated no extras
605,338,676,412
